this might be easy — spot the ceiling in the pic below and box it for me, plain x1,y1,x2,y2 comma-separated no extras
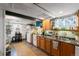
8,3,79,19
2,3,78,19
4,3,79,25
37,3,79,17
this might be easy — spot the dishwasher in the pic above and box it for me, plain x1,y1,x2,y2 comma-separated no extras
75,46,79,56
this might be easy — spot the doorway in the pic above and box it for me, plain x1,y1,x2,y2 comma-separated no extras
5,11,47,56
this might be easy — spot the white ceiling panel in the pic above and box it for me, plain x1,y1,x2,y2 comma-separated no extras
37,3,79,17
6,3,79,19
9,3,47,18
8,3,51,19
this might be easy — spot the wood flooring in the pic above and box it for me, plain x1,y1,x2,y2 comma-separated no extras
11,41,47,56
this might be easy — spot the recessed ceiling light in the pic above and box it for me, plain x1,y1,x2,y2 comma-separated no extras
59,11,63,14
39,17,45,20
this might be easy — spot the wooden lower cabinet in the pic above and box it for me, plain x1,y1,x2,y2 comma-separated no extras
37,36,40,48
51,40,60,56
40,37,45,50
37,36,75,56
51,41,75,56
60,42,75,56
37,36,45,50
45,38,51,55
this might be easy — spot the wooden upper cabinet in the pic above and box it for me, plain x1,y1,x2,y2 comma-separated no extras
60,42,75,56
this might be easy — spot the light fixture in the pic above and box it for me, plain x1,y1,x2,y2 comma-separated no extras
39,17,45,20
59,11,63,14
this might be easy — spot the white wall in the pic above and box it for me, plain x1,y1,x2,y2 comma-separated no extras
0,9,4,55
5,16,33,41
10,24,27,39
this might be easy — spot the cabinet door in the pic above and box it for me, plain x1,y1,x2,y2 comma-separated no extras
60,42,75,56
45,39,51,55
51,40,60,56
37,36,40,48
40,37,45,50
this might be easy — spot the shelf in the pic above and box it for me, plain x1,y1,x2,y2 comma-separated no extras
52,29,79,32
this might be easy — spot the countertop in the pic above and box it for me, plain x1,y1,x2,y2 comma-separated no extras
37,35,79,46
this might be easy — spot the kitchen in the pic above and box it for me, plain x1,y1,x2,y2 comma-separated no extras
32,11,79,56
0,3,79,56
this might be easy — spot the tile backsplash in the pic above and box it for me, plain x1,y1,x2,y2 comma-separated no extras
58,31,75,38
57,31,79,41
